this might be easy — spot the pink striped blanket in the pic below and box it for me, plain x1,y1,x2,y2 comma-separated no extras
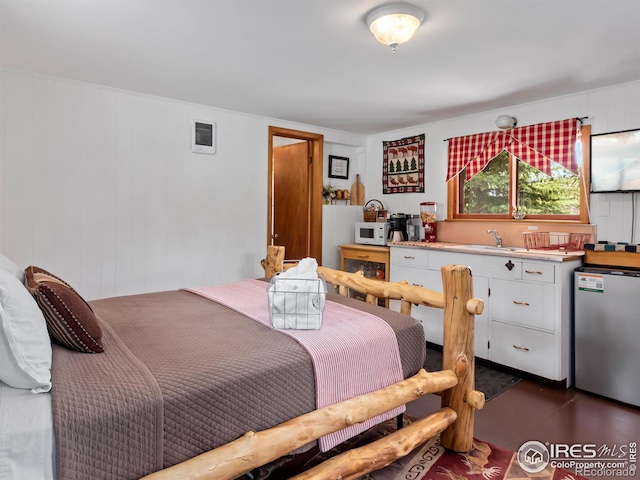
186,279,405,451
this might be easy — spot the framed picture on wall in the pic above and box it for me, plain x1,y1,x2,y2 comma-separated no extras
328,155,350,179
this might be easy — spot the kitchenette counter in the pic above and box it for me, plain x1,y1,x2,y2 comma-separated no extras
388,241,584,262
389,240,583,384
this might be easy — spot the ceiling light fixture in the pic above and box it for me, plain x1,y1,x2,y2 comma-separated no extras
366,3,425,53
495,115,517,129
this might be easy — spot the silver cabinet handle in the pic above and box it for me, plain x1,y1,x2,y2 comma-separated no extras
524,270,543,275
403,255,415,259
513,344,530,351
512,300,530,306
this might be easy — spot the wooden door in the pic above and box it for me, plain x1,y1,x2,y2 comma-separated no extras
268,126,323,265
273,142,310,261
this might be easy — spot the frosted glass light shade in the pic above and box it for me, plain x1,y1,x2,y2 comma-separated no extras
367,4,424,51
495,115,517,129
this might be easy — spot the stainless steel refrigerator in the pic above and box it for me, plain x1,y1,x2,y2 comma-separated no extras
574,266,640,407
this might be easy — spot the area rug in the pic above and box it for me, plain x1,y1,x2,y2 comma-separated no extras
424,346,521,401
365,434,589,480
251,418,587,480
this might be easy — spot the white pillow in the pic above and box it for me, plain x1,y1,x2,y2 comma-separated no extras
0,269,52,393
0,253,25,283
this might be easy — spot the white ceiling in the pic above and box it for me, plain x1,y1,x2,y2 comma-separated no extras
1,0,639,135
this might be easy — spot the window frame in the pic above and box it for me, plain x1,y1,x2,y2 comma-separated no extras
447,125,591,223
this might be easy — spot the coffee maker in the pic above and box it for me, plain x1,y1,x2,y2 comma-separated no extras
388,213,408,243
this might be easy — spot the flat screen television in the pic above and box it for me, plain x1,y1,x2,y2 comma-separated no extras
590,128,640,193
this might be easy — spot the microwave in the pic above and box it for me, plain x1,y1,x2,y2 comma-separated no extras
355,222,389,246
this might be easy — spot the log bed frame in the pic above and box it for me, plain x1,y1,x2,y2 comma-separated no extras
142,246,484,480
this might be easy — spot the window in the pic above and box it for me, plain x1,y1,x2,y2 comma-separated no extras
448,124,590,222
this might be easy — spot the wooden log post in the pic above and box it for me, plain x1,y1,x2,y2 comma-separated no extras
260,245,285,278
439,264,485,452
365,293,378,305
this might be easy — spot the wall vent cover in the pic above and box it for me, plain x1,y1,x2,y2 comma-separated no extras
191,119,216,154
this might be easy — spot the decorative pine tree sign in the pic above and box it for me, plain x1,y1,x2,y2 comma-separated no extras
382,134,425,194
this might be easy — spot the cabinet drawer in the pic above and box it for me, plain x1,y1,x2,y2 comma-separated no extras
390,247,430,266
343,249,388,264
390,264,435,289
491,278,555,331
491,321,559,379
521,262,555,283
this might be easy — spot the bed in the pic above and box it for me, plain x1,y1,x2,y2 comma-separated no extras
0,255,429,480
0,380,54,479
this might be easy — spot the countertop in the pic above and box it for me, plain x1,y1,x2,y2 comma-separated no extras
388,241,584,262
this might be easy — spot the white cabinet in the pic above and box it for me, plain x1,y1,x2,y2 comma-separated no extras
390,248,491,360
490,322,557,378
490,279,555,331
390,246,581,384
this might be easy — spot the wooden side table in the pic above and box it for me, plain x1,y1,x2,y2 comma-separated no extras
338,244,390,308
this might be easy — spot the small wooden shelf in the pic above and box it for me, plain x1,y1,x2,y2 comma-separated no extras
339,244,390,308
584,250,640,269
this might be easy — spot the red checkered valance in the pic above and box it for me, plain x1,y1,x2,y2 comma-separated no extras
446,118,579,181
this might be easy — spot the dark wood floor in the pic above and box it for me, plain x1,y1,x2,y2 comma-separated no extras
405,377,640,480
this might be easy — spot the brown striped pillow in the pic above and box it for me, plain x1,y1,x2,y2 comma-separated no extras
24,266,104,353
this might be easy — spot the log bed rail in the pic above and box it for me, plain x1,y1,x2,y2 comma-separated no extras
142,246,484,480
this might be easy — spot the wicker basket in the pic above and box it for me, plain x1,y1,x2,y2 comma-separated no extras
363,199,386,222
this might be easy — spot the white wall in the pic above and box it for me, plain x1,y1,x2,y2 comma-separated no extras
366,80,640,243
3,70,639,302
323,143,366,194
321,205,363,270
0,70,365,300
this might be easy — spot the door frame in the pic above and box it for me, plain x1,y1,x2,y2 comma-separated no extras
268,126,324,265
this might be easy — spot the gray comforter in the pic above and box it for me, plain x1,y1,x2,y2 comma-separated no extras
51,289,426,479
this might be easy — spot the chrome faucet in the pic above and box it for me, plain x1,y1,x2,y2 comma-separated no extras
487,229,502,247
